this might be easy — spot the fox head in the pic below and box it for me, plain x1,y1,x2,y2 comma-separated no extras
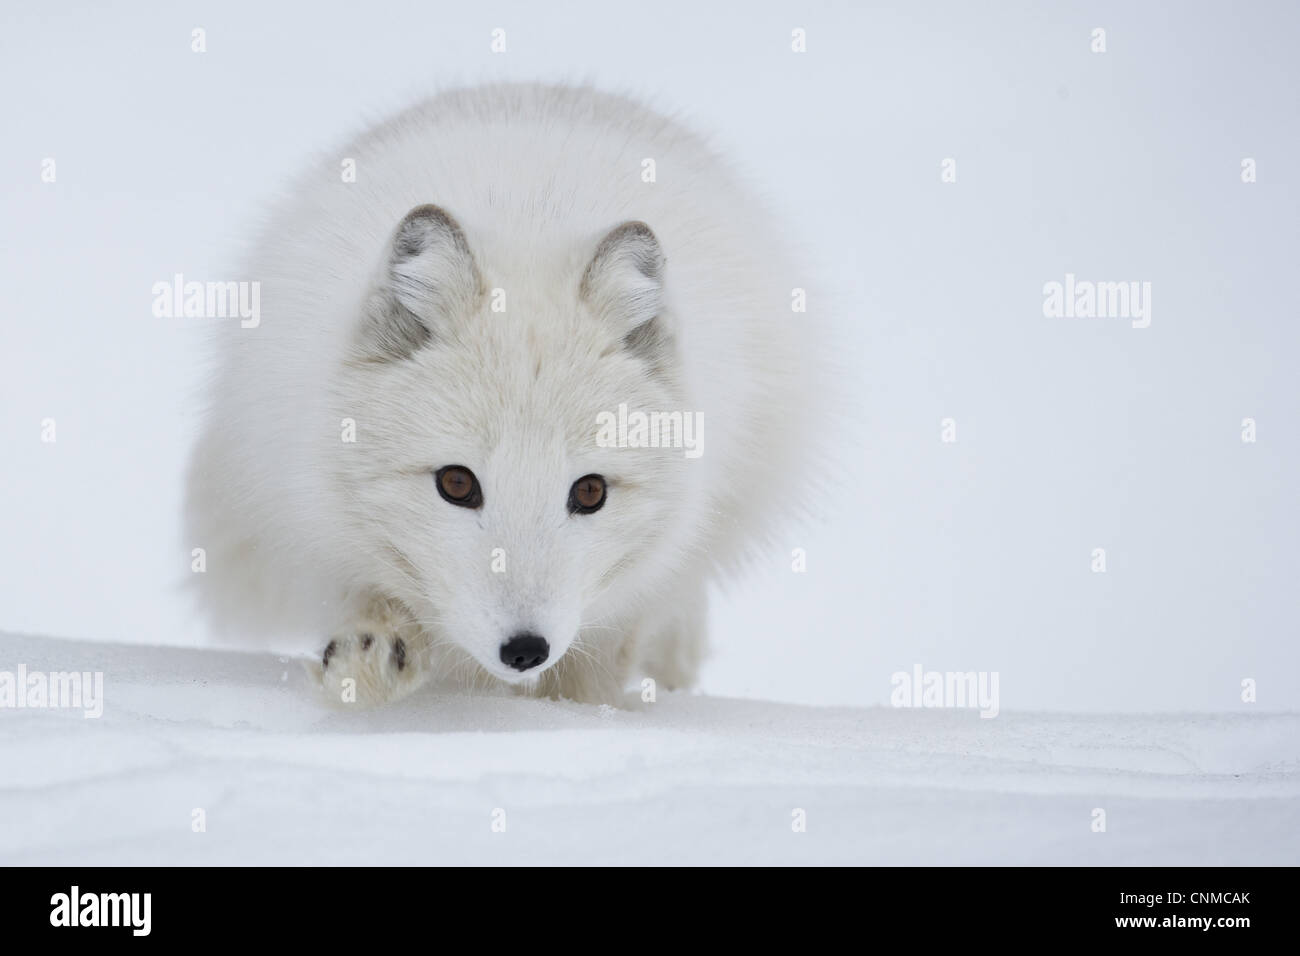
330,204,698,686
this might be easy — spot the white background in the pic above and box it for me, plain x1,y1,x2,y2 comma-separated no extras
1,0,1296,712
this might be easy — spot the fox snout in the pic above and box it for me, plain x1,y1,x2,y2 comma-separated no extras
499,632,550,672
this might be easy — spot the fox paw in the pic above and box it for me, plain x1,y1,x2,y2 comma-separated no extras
311,603,427,707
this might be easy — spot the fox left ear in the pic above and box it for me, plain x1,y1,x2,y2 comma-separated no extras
358,204,484,361
579,221,666,334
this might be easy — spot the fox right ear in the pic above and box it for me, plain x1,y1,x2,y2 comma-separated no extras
358,204,484,361
579,220,666,333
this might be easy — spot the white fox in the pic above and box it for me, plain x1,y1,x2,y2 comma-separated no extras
186,83,819,706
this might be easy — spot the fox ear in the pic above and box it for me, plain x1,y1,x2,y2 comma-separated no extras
359,204,483,361
579,221,666,334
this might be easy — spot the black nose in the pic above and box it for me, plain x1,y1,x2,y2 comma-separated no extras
500,633,549,672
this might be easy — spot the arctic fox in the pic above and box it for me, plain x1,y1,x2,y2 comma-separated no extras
186,84,818,706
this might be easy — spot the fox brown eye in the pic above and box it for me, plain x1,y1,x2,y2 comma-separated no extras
568,474,606,514
436,465,482,508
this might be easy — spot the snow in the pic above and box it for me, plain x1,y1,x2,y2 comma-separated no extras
2,632,1297,865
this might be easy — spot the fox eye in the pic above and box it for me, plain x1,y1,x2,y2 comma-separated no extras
436,465,482,509
568,474,607,514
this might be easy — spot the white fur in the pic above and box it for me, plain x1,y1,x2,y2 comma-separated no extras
186,83,819,706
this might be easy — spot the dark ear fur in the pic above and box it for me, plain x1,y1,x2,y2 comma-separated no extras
358,204,483,361
579,221,666,332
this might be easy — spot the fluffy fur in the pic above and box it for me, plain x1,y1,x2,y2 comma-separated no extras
186,83,818,706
